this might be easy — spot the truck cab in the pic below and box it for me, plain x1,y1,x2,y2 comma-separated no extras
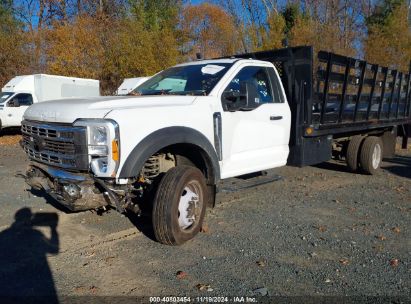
0,74,100,131
0,91,35,128
22,58,290,245
1,76,38,129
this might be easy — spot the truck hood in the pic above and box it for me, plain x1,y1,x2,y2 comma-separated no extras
24,95,197,123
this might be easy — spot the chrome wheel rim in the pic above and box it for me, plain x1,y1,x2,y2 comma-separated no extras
178,181,202,230
372,143,382,169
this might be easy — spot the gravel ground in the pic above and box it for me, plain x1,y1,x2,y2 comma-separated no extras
0,135,409,302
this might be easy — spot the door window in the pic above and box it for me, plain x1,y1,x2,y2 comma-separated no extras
224,66,274,105
0,92,13,104
266,67,285,103
11,93,33,106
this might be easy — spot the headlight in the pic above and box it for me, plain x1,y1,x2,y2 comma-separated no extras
73,119,120,177
91,126,108,145
89,125,109,156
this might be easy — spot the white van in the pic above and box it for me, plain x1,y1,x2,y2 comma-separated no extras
116,77,150,95
0,74,100,130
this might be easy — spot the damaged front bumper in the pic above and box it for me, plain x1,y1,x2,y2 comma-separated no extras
25,163,112,211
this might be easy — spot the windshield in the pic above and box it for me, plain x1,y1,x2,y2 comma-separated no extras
133,63,232,96
0,92,13,104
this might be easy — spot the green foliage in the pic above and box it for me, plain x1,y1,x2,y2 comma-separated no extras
44,15,181,94
282,3,301,35
0,0,27,86
129,0,182,30
259,13,285,51
366,0,405,27
365,3,411,70
0,0,18,31
101,18,179,93
0,0,13,16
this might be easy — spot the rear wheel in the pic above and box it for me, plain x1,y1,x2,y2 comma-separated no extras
152,165,208,245
346,135,364,172
359,136,383,175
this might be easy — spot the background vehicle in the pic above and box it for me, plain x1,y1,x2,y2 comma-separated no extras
116,77,150,95
0,74,100,131
21,46,410,245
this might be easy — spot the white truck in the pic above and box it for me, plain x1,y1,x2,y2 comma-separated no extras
116,77,150,95
21,47,411,245
0,74,100,131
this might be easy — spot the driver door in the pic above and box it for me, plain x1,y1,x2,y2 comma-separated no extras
3,93,33,127
219,65,291,179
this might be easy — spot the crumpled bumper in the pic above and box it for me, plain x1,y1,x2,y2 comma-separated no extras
25,163,109,211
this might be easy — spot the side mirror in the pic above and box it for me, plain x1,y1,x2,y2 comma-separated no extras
222,90,243,101
222,91,244,112
222,83,249,111
8,99,20,107
222,81,261,111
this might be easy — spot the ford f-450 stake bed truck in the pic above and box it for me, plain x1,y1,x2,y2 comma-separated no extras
22,46,411,245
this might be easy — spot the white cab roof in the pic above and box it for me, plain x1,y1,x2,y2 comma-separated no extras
176,58,269,67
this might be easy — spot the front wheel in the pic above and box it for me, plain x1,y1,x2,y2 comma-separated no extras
152,166,208,245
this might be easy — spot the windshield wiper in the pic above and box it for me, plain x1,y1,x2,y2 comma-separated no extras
137,89,207,96
168,90,207,96
138,89,173,96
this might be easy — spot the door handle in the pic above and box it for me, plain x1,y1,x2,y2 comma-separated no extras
270,115,283,121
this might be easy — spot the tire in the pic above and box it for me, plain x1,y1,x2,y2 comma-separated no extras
346,135,364,172
175,155,196,167
359,136,383,175
152,165,208,245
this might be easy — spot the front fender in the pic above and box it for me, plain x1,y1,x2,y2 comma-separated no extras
118,126,220,183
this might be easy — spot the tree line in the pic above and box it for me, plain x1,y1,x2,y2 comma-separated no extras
0,0,410,93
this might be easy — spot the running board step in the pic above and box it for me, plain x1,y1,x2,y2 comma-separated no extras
217,171,282,193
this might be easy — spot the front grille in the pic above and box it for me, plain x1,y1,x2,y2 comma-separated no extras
21,123,76,140
22,124,58,138
23,146,76,167
22,135,76,155
21,120,88,170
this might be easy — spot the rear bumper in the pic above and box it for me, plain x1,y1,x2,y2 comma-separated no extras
25,163,109,211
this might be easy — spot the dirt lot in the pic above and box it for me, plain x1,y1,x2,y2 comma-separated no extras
0,133,409,301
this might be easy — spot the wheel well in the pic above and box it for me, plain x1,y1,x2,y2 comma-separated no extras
156,143,217,185
119,126,221,182
136,144,217,208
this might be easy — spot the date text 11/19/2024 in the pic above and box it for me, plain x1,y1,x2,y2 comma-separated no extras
149,296,258,303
